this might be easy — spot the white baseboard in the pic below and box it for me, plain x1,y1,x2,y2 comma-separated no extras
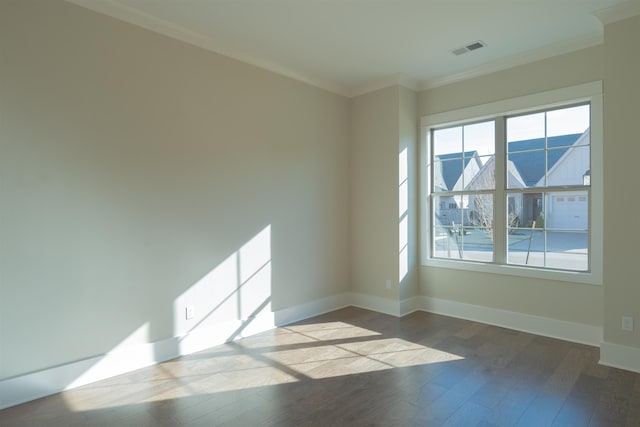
403,296,602,346
350,292,401,317
0,312,276,410
0,293,352,411
0,337,180,411
400,294,423,316
600,341,640,373
274,292,351,326
0,291,607,410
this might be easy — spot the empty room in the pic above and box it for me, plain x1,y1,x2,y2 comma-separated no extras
1,0,640,425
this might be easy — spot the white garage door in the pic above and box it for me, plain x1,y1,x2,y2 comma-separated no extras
548,193,588,229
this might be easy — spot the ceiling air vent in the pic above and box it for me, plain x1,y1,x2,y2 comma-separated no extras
451,40,487,56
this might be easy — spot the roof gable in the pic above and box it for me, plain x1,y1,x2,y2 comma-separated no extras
507,134,583,186
435,151,479,191
434,133,585,191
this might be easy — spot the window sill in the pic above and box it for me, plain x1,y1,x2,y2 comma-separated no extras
421,257,602,286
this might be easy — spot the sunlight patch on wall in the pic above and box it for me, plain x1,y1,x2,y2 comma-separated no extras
238,226,272,320
399,215,409,280
174,225,274,351
399,147,409,282
64,322,150,391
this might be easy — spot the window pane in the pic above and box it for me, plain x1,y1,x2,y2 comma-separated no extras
547,104,590,138
433,158,463,192
546,231,588,271
507,191,544,267
433,194,493,262
546,146,590,187
433,194,464,260
507,193,545,267
547,133,588,150
466,155,494,190
434,195,463,227
468,194,493,229
546,191,588,230
464,193,494,262
461,227,494,262
464,121,495,156
508,136,545,153
508,229,544,267
507,192,544,231
433,126,462,156
507,112,545,144
507,151,545,188
506,191,589,271
433,225,462,259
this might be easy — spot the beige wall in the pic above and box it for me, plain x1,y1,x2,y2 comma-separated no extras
419,45,604,116
0,0,349,379
3,0,638,386
417,46,605,328
417,18,640,351
349,87,400,299
603,15,640,348
349,85,419,303
399,87,419,300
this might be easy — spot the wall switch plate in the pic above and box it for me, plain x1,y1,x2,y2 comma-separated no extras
622,316,634,331
386,279,392,289
185,306,195,320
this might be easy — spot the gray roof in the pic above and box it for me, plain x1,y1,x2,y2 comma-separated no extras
435,133,584,190
435,151,480,191
507,133,582,186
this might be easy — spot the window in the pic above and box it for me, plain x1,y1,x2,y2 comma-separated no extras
421,82,602,284
432,120,495,263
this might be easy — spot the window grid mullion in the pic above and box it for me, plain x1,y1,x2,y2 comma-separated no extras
494,117,507,264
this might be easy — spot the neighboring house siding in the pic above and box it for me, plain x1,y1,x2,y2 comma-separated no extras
548,194,588,229
544,131,590,230
543,131,590,187
435,131,589,230
434,152,483,226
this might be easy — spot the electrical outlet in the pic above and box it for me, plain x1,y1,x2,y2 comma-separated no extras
185,306,195,320
386,279,392,289
622,316,634,331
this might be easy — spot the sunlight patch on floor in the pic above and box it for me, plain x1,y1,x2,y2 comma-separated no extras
63,317,464,412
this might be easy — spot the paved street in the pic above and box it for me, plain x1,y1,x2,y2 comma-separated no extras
434,228,588,270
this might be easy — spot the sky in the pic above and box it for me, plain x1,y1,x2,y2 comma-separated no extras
433,104,590,157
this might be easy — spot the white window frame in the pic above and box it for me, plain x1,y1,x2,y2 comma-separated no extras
420,82,603,285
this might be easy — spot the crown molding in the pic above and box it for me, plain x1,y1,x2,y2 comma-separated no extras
593,0,640,25
64,0,419,98
347,74,419,98
65,0,348,96
418,32,604,91
65,0,628,98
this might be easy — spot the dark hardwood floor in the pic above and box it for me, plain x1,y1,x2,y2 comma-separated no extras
2,307,639,426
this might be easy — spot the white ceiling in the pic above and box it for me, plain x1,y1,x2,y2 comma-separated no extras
68,0,640,96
